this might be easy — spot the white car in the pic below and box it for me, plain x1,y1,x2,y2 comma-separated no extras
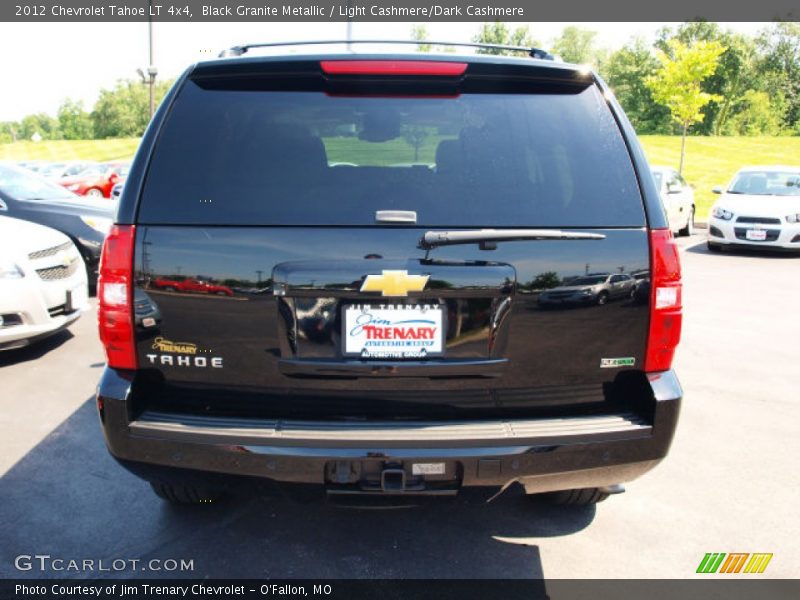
708,166,800,252
40,160,96,180
651,166,695,236
0,216,89,350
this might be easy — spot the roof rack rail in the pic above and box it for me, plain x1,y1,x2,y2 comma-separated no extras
218,39,556,60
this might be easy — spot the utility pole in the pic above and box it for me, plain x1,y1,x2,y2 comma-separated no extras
141,240,153,284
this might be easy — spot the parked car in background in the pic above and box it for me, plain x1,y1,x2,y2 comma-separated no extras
111,182,124,201
133,288,162,333
538,273,636,307
629,269,651,305
17,160,48,173
651,166,695,237
151,277,234,296
0,163,115,287
40,161,96,181
57,162,130,198
708,166,800,252
0,216,89,350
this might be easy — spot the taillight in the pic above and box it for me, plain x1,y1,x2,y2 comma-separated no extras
645,229,682,372
320,60,467,76
97,224,136,369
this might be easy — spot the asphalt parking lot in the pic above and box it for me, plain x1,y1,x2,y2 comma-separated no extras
0,233,798,579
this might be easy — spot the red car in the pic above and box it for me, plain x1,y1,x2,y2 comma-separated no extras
151,277,234,296
58,162,130,199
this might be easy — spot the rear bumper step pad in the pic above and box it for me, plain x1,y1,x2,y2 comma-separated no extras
130,410,652,448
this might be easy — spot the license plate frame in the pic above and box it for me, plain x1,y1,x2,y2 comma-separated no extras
342,303,445,359
746,228,767,241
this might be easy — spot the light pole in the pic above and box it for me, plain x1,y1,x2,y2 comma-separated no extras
345,0,352,50
137,1,158,119
147,65,157,118
136,66,158,119
147,1,156,118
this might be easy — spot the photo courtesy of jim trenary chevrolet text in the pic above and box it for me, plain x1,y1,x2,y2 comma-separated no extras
0,0,798,598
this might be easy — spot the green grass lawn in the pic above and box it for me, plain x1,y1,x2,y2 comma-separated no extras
639,136,800,220
0,138,140,162
2,135,797,219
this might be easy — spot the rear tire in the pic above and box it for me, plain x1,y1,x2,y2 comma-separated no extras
149,482,221,505
85,188,104,199
707,242,722,253
679,207,694,237
537,488,610,506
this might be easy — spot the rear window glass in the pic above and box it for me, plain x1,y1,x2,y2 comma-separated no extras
138,79,644,227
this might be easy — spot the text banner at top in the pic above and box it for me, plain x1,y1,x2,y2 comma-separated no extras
3,0,799,22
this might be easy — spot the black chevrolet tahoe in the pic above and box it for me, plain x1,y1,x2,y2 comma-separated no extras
96,42,683,506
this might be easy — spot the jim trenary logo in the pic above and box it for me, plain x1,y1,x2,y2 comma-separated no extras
696,552,773,574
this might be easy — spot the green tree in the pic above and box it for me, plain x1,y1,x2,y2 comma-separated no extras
0,122,20,144
658,23,758,135
530,272,560,290
708,33,757,135
402,125,430,162
410,24,431,52
19,113,60,140
755,22,800,131
601,38,672,133
472,22,539,55
646,39,725,173
57,99,93,140
552,26,597,64
91,81,147,138
723,90,786,135
409,24,456,53
91,79,172,138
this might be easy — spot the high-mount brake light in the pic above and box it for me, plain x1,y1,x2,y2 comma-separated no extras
320,60,468,76
97,225,137,369
645,229,682,372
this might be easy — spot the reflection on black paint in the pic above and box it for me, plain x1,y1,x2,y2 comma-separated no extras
132,226,652,419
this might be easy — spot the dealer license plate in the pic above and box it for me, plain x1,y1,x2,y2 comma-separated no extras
343,304,444,358
746,229,767,241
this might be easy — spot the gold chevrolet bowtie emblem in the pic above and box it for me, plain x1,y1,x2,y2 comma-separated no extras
360,270,429,297
58,252,76,268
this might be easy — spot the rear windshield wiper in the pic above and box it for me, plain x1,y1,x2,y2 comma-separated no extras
419,228,606,251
